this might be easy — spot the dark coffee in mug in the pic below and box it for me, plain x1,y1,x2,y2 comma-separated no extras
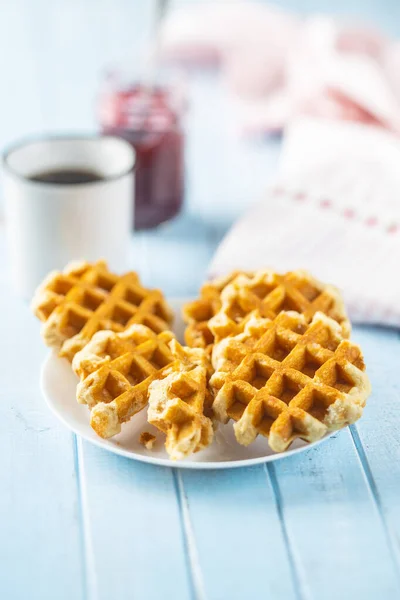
29,169,104,184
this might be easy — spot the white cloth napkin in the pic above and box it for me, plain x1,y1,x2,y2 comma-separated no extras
209,118,400,327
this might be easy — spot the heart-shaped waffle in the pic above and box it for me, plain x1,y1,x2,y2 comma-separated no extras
210,311,370,453
32,260,173,361
75,328,214,451
76,326,175,438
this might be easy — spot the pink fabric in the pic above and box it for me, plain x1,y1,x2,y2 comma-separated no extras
161,4,400,325
209,118,400,327
160,4,400,135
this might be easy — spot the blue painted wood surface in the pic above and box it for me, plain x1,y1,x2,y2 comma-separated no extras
1,218,400,600
1,1,400,599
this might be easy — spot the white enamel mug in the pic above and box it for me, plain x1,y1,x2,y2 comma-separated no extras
2,135,135,298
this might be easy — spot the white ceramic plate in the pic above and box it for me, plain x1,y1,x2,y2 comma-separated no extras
41,298,336,469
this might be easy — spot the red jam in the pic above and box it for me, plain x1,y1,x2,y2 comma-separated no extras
99,83,184,230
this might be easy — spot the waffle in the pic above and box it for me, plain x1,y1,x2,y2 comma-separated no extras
208,270,350,344
182,271,249,349
148,340,214,460
139,431,156,450
212,313,273,373
72,323,165,380
76,327,175,438
210,311,370,453
31,260,174,362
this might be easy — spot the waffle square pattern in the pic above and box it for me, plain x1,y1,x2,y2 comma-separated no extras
31,260,173,361
33,263,372,460
183,269,350,351
209,270,351,343
75,325,175,438
148,340,214,460
74,328,214,460
210,311,370,453
182,271,243,349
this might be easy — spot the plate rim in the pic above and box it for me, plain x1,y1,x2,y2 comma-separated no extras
40,297,338,470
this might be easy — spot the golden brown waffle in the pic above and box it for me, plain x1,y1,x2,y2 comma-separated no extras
148,340,214,460
76,328,213,447
182,271,249,348
72,323,164,380
210,311,370,453
76,327,175,438
31,260,174,362
208,269,351,344
211,314,273,374
139,431,156,450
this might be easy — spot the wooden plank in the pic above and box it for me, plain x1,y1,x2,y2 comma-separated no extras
178,466,298,600
349,327,400,567
77,442,192,600
272,408,400,600
0,286,84,600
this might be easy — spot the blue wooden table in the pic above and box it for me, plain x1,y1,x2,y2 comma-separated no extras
1,208,399,600
1,0,400,595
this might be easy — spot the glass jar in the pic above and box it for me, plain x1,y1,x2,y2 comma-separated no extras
98,68,185,230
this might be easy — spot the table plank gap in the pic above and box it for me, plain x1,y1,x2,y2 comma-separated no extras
266,463,310,600
76,444,192,600
74,436,99,600
349,425,400,577
348,327,400,574
173,470,208,600
179,467,298,600
273,427,400,600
